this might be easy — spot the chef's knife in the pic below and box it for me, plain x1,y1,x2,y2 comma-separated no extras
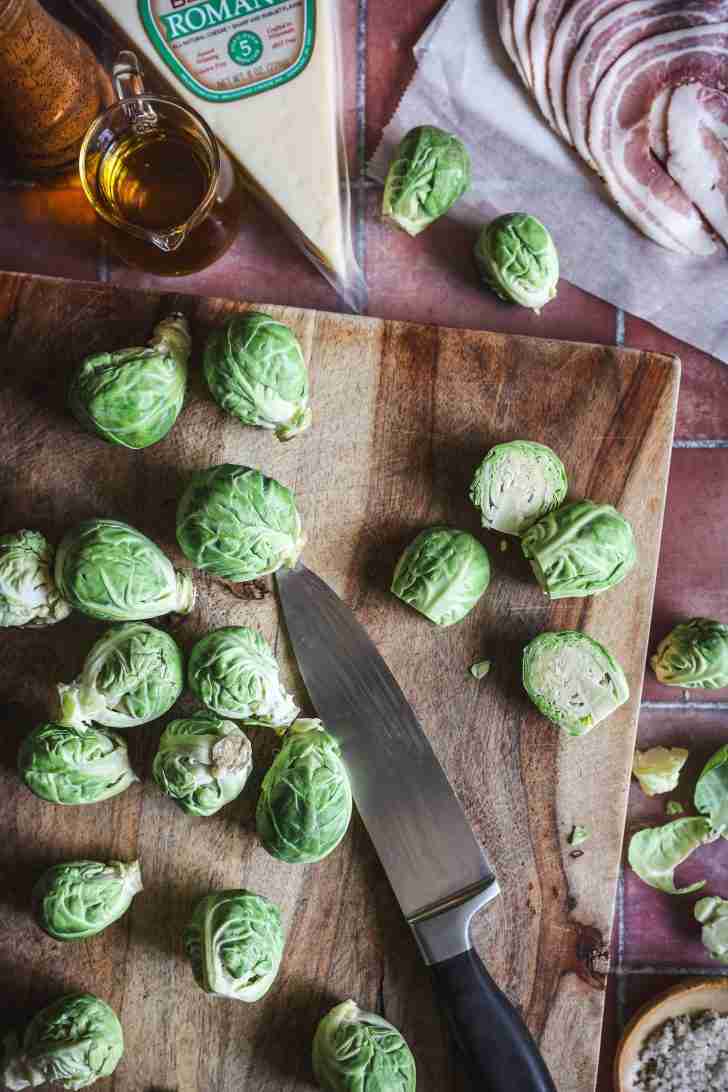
276,562,557,1092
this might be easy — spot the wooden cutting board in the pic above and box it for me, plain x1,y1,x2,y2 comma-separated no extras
0,270,679,1092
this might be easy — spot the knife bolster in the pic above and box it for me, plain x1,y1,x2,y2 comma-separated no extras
410,880,500,965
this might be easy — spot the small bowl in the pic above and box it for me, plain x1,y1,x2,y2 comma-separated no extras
614,977,728,1091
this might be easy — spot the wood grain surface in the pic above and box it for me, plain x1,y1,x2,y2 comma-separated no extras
0,270,679,1092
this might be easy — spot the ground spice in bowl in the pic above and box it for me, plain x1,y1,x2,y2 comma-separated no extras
633,1010,728,1091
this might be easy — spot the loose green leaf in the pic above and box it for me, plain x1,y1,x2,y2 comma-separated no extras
666,800,684,816
474,213,559,312
33,860,142,941
651,619,728,689
391,526,491,627
469,440,567,536
0,530,71,628
695,896,728,961
382,125,471,236
695,744,728,836
18,723,138,806
568,825,589,846
469,659,491,680
312,999,416,1092
153,712,252,818
627,817,715,894
632,746,689,797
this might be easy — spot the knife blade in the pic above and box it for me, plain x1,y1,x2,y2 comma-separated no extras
276,563,557,1092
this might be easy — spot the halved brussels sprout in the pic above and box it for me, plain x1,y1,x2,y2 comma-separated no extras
188,626,297,729
2,993,123,1091
55,519,195,622
256,719,352,864
312,999,416,1092
651,619,728,690
469,441,567,536
632,747,689,797
474,213,559,312
694,744,728,837
68,313,190,450
33,859,143,941
695,896,728,961
184,890,285,1002
0,530,71,628
627,817,715,894
522,630,629,736
204,312,311,441
391,526,490,627
152,712,252,817
56,622,184,730
176,464,305,582
18,723,139,805
382,125,471,236
521,500,637,600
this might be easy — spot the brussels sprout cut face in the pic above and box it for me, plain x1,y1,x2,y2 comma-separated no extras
2,993,124,1091
474,213,559,312
184,890,285,1001
68,313,190,450
521,500,637,600
469,441,567,536
632,747,689,797
382,125,471,236
391,526,490,627
0,530,71,628
256,719,352,864
153,712,252,817
176,464,305,582
312,1000,416,1092
33,860,143,941
188,626,298,728
54,519,195,622
695,896,728,961
627,818,715,895
522,631,629,736
204,312,312,441
18,723,139,805
651,618,728,689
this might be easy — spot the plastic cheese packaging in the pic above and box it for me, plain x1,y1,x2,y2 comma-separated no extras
87,0,364,309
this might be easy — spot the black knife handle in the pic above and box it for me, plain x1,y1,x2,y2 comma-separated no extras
430,947,558,1092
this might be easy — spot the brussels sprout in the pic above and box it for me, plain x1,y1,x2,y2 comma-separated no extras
312,999,416,1092
474,213,559,312
55,519,195,622
391,527,490,627
0,530,71,628
627,817,715,894
469,659,491,680
257,719,352,864
694,744,728,837
650,618,728,690
2,993,123,1091
188,626,298,729
152,712,252,817
176,464,305,582
522,630,629,736
469,441,567,536
68,313,190,450
632,747,689,798
33,859,142,941
184,890,285,1001
18,723,138,805
56,622,184,730
521,500,637,600
695,896,728,961
204,313,311,442
382,125,471,237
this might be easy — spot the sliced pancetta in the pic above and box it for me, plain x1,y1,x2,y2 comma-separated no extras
667,82,728,245
498,0,527,82
528,0,571,127
512,0,538,86
588,25,728,255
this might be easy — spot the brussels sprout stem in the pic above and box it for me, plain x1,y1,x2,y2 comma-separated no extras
275,405,313,442
149,313,192,365
174,570,196,614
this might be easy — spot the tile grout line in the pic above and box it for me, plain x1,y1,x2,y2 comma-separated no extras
354,0,369,306
641,700,728,711
616,965,728,976
674,439,728,449
615,308,625,347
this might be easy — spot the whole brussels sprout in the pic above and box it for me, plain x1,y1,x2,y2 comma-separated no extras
628,817,714,895
68,313,190,450
474,213,559,312
632,747,689,797
651,618,728,690
256,718,352,864
522,630,629,736
2,993,123,1091
152,712,252,817
0,530,71,628
184,890,285,1001
18,723,138,805
56,622,184,730
391,526,490,627
188,626,298,729
176,464,305,582
695,896,728,961
204,312,312,441
469,440,567,535
33,859,143,941
54,518,195,622
521,500,637,600
312,999,416,1092
382,125,471,236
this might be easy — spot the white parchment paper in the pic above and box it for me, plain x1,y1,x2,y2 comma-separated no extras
369,0,727,363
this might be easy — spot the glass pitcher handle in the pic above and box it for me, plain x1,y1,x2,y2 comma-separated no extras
112,51,158,129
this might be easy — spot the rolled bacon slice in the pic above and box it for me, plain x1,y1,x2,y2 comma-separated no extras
528,0,572,127
498,0,527,82
667,82,728,246
512,0,538,86
588,24,728,255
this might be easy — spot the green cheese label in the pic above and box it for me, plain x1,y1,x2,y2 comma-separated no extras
139,0,316,101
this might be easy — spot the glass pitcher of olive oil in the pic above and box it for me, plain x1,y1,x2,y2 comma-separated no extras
79,51,246,275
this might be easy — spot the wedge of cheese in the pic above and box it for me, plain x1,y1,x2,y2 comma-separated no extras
93,0,361,304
